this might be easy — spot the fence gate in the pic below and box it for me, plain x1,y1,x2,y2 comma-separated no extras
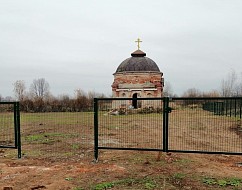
94,97,242,160
94,97,166,160
0,102,21,158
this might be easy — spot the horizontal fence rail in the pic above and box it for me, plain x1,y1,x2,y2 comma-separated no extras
0,102,21,158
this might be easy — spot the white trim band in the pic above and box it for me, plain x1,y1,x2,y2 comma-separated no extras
116,88,157,91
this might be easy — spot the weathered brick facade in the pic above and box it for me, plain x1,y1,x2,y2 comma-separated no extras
112,49,164,108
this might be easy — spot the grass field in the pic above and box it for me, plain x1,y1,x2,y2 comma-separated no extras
19,112,94,159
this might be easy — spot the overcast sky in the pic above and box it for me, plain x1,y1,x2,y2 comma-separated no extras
1,0,242,98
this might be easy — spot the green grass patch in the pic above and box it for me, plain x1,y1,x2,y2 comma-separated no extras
72,188,84,190
65,177,74,181
203,177,242,188
0,113,14,128
21,112,94,126
25,133,79,144
174,158,193,168
172,173,186,180
71,143,80,150
92,177,161,190
93,182,114,190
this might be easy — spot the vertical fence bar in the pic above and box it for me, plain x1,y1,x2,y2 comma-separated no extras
94,98,99,161
14,102,18,148
225,100,228,116
240,98,242,119
165,98,170,152
235,99,237,117
16,102,21,158
213,102,216,114
162,98,167,152
230,99,232,117
163,97,169,152
222,102,224,115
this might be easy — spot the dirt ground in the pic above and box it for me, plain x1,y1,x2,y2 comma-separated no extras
1,150,242,190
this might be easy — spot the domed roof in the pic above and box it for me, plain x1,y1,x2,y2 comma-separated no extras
115,49,160,73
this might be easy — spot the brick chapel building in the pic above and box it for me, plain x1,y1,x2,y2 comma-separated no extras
111,39,164,109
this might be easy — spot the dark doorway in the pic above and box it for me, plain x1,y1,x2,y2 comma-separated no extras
132,93,138,109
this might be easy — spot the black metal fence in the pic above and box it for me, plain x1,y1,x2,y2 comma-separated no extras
94,97,242,160
0,102,21,158
203,98,242,118
2,97,242,161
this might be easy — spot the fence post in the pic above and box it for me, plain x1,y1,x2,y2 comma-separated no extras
163,97,170,152
13,102,21,159
16,102,21,159
94,98,99,161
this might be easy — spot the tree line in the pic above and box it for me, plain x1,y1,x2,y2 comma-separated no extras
11,78,106,112
1,70,242,112
163,70,242,98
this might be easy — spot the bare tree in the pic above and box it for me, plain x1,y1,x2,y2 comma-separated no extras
74,89,86,98
182,88,201,97
202,90,220,97
30,78,50,99
5,96,13,101
74,88,89,111
163,81,173,97
234,72,242,96
221,70,237,97
13,80,26,101
87,90,106,99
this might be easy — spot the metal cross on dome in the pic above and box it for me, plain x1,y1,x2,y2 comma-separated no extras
135,38,142,50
